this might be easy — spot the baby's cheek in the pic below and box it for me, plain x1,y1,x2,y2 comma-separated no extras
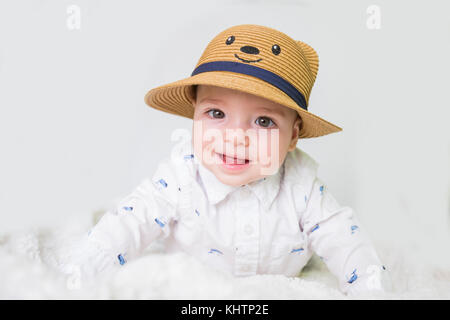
193,122,214,149
192,126,221,166
257,130,280,160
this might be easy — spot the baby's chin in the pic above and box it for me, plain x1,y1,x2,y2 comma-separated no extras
208,164,263,187
217,176,257,187
216,174,255,187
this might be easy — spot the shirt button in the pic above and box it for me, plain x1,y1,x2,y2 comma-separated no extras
241,265,251,272
239,187,251,200
244,224,253,235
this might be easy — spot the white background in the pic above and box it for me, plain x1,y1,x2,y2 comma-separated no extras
0,0,449,257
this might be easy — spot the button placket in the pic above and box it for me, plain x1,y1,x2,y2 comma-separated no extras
240,265,251,272
233,187,260,276
237,186,252,203
244,224,253,235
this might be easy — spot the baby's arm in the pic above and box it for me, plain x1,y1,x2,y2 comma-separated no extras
60,160,179,282
301,177,392,296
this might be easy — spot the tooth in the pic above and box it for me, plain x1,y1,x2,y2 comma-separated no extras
223,154,245,164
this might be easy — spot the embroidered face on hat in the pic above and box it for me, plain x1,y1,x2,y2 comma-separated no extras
191,24,317,112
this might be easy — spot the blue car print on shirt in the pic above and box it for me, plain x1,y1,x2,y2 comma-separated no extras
351,225,359,234
311,224,320,232
208,248,223,255
118,254,126,265
183,154,194,161
290,247,304,254
157,179,168,188
347,269,358,284
155,218,166,227
319,185,324,195
122,206,133,212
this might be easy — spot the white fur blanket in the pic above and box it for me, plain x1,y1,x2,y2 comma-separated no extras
1,217,449,299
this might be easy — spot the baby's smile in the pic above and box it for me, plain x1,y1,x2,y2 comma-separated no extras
214,152,251,172
215,152,250,163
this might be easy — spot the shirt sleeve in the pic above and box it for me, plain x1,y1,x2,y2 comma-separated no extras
300,177,393,296
62,159,181,280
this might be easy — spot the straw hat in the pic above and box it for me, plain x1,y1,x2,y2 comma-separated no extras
144,24,342,138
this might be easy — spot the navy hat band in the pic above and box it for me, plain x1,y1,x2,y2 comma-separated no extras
191,61,308,111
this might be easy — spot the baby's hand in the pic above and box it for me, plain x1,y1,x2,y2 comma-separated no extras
346,265,393,298
55,233,115,289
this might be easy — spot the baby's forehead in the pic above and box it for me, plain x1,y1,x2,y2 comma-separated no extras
196,84,295,116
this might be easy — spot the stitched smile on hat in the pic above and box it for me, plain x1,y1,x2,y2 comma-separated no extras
234,52,262,63
144,24,343,139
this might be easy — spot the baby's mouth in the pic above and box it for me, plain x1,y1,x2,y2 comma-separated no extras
216,152,250,165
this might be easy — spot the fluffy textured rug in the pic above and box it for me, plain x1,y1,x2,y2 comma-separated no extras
1,216,449,300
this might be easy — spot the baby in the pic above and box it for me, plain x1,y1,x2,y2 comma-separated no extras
62,24,391,296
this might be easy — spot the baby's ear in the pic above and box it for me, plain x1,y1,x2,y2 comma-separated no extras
294,114,302,135
288,115,302,151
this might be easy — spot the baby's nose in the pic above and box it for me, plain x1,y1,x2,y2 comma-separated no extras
224,128,250,147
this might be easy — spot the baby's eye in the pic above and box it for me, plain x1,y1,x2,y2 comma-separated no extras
207,108,225,119
256,116,276,128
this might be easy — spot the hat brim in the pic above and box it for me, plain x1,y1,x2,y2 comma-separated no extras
144,71,342,138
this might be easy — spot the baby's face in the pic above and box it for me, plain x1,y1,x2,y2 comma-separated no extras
192,84,301,187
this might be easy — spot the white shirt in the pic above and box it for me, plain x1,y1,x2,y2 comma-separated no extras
68,136,391,295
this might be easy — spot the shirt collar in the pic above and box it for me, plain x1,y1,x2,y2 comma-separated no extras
196,159,284,211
